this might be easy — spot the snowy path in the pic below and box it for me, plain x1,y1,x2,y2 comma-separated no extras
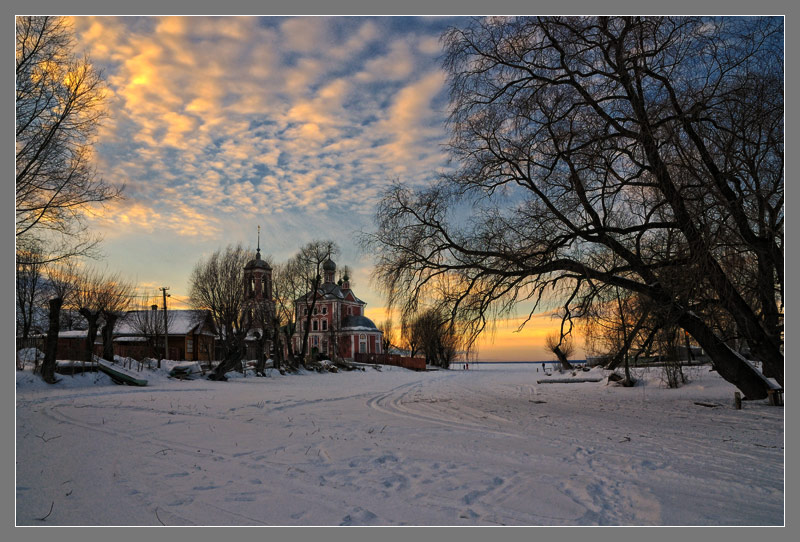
16,365,783,525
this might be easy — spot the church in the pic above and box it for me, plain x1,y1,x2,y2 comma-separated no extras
242,238,276,361
291,258,383,361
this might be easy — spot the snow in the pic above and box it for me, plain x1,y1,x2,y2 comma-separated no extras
15,362,783,526
16,348,44,363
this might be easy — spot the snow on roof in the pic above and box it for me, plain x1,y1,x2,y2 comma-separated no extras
115,310,212,336
341,315,381,332
56,330,93,339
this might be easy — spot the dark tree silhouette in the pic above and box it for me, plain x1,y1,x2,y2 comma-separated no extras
365,17,782,399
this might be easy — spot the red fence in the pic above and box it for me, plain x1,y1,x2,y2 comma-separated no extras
354,353,427,371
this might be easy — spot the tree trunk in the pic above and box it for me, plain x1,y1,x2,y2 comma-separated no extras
79,309,100,362
255,335,267,375
41,297,62,384
101,312,119,361
209,333,245,381
622,355,633,387
679,312,771,399
553,346,573,371
272,325,282,371
299,277,322,366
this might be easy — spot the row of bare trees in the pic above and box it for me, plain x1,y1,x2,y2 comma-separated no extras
16,249,138,382
377,309,468,369
364,17,783,399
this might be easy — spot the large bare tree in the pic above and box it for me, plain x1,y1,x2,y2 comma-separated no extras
189,244,252,380
364,17,783,399
16,16,122,263
271,261,299,367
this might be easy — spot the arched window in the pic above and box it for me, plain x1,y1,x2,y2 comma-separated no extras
322,320,327,331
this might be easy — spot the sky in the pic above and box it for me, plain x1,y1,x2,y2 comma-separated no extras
67,15,582,361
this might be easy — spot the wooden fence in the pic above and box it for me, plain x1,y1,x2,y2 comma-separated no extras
354,352,427,371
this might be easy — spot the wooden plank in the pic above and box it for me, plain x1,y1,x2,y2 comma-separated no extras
97,359,148,386
536,377,603,384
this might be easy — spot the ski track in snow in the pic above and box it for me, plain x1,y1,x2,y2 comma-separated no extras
15,365,783,526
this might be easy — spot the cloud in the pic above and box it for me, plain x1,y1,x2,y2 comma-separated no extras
71,16,452,274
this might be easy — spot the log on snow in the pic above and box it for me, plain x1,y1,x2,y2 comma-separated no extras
536,377,603,384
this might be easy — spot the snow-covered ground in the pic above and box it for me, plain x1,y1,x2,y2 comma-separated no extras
15,361,783,526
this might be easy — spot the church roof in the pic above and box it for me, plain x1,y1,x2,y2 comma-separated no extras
297,281,364,304
341,315,380,332
245,248,271,270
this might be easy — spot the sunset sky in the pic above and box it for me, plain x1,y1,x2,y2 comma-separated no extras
68,15,583,362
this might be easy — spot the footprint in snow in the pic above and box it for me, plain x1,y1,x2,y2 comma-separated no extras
340,507,378,525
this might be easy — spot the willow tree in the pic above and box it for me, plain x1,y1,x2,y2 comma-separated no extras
365,17,782,399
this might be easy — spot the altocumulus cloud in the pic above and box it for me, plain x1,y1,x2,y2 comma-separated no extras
70,16,457,247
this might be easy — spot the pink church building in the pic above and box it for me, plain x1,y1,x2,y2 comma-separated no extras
292,259,383,361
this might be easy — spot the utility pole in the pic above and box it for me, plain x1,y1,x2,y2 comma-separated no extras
160,287,170,367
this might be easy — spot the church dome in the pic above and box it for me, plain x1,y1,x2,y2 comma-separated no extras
323,259,336,272
245,248,271,270
341,315,379,331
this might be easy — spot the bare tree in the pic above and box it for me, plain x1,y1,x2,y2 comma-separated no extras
545,333,575,372
40,260,78,383
290,240,339,366
400,314,422,358
16,242,46,351
248,299,273,376
581,286,650,386
16,16,122,263
74,268,133,362
128,292,176,363
364,17,783,399
189,244,252,380
412,308,464,369
272,261,299,367
377,319,396,353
